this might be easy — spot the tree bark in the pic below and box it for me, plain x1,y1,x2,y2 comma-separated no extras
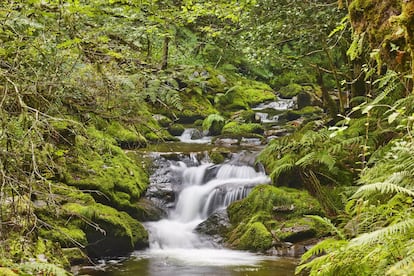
161,36,170,70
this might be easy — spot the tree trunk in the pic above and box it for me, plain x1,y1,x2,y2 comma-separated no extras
161,36,170,70
317,67,338,118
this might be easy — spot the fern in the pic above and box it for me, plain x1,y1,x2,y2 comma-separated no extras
353,181,414,198
350,219,414,246
306,215,346,240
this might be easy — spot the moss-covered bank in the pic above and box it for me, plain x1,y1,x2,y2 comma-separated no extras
226,185,327,252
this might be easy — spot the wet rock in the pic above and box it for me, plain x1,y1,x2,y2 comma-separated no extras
133,198,167,221
214,138,239,146
195,209,231,243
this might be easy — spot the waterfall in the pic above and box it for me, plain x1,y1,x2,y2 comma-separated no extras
146,161,270,249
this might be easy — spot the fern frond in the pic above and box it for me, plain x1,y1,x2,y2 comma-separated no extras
350,219,414,246
305,215,346,240
269,157,296,180
353,182,414,198
387,240,414,275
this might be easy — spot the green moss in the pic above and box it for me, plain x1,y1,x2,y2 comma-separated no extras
285,106,323,121
64,202,148,256
226,185,324,251
168,124,185,136
61,248,89,265
202,114,225,135
63,126,149,214
239,110,258,123
238,222,273,251
227,212,274,251
279,83,303,98
274,217,327,242
39,226,87,248
222,122,264,136
106,121,146,148
217,83,276,111
209,151,225,164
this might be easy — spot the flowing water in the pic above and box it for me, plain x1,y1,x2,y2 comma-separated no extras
78,99,300,275
80,154,297,275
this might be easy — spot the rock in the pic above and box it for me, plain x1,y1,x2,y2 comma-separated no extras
168,124,185,136
133,198,167,221
297,91,312,108
195,209,231,243
226,185,325,253
214,138,239,146
63,203,149,257
62,248,90,265
217,74,227,83
265,128,289,137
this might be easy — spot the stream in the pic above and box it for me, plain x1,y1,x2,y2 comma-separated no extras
78,99,299,275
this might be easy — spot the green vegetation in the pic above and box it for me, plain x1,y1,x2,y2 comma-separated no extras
227,185,325,251
1,0,414,274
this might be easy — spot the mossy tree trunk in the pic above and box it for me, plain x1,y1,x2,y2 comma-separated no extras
400,1,414,93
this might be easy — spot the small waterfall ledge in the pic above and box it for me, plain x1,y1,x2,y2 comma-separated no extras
145,157,270,250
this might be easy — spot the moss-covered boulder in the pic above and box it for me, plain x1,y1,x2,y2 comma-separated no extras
202,114,225,135
62,247,89,265
284,106,324,121
279,83,303,98
62,127,149,215
226,185,325,252
227,210,275,252
222,122,264,136
216,82,276,112
168,123,185,136
63,203,148,257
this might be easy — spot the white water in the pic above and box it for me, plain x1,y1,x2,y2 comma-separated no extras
144,161,271,266
256,112,280,123
253,98,296,111
178,128,212,144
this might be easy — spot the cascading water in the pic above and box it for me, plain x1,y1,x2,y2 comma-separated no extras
146,161,270,250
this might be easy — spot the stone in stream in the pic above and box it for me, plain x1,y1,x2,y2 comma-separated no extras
195,209,231,244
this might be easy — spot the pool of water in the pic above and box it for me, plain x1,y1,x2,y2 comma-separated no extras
78,248,298,276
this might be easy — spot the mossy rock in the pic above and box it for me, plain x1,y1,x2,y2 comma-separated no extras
227,212,274,252
62,127,149,215
275,217,327,242
62,247,89,265
222,122,264,137
284,106,323,121
228,185,323,225
39,226,87,248
202,114,225,135
279,83,303,98
217,82,276,111
209,151,225,164
226,185,324,252
106,121,146,149
64,202,149,257
167,123,185,136
153,114,173,127
133,198,166,221
237,222,273,252
176,92,218,123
